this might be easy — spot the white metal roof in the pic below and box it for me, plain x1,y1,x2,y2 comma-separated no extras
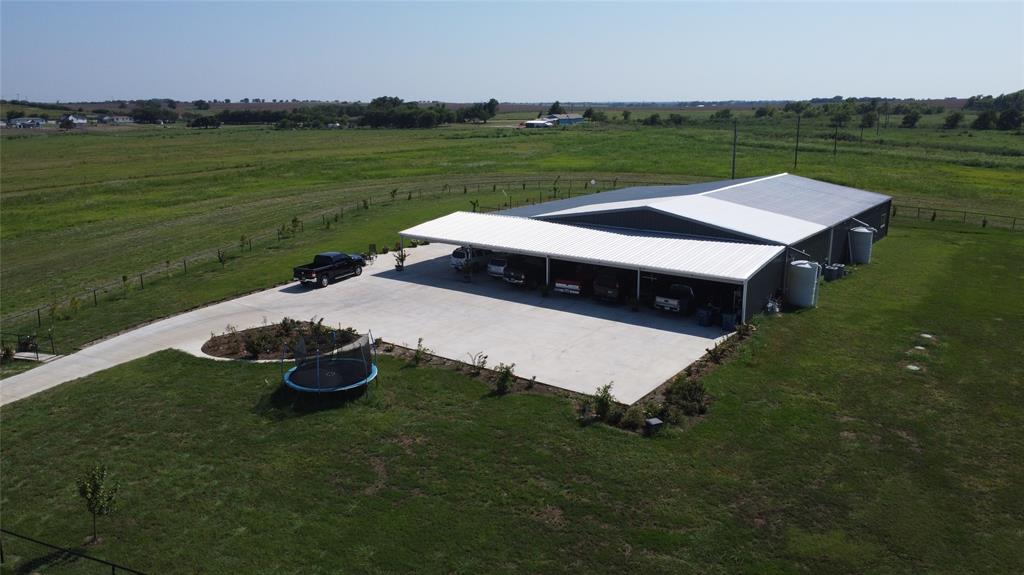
541,193,826,244
505,173,890,243
400,211,784,284
707,174,892,226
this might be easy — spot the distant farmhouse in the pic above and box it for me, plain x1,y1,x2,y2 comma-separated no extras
60,114,89,125
9,117,47,128
99,115,134,125
524,113,586,128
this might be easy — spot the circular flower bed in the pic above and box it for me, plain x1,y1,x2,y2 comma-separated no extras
202,317,359,360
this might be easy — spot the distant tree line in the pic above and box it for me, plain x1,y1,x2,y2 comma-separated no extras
198,97,498,129
130,99,180,124
961,90,1023,131
0,99,73,112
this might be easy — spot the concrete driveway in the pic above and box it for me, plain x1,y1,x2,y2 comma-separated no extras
1,243,727,406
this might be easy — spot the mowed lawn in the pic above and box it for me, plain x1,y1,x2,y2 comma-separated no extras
2,221,1022,574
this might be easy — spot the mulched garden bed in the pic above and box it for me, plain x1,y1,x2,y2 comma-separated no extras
202,318,360,360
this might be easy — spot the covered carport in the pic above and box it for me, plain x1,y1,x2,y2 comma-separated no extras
400,212,785,322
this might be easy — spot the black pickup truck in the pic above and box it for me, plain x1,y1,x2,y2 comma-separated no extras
293,252,365,288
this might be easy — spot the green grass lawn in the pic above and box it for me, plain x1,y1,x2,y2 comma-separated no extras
2,221,1022,574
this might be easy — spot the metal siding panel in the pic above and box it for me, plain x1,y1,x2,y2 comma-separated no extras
744,253,785,321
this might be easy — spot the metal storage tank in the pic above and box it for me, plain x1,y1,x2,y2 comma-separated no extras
850,226,874,264
787,260,821,308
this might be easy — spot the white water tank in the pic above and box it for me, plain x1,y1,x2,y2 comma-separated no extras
788,260,821,308
850,226,874,264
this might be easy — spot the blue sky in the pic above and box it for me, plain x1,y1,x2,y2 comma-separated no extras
2,1,1021,103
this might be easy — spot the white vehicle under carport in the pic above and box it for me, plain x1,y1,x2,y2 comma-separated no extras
654,283,696,315
450,246,492,271
486,255,510,278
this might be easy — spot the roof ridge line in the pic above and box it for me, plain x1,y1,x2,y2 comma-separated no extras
695,172,788,197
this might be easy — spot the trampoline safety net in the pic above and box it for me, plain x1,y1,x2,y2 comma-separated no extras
284,333,377,393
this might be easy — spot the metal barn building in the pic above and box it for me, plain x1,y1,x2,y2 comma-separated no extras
400,173,891,322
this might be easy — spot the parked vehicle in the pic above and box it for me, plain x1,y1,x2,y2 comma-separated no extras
593,268,622,302
503,259,545,289
553,265,595,296
486,255,510,278
654,283,696,314
293,252,365,288
450,246,493,271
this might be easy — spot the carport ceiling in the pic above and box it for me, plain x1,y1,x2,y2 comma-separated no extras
400,211,784,284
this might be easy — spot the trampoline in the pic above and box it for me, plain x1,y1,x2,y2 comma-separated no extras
282,332,378,393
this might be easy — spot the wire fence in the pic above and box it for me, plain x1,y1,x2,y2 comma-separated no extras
0,175,667,346
0,528,146,574
891,203,1021,230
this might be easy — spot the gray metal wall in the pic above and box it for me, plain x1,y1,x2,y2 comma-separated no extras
743,253,785,321
827,200,892,263
792,229,832,264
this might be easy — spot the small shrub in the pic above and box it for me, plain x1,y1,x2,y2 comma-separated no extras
466,351,488,375
493,362,515,395
664,376,707,416
621,404,646,431
575,397,594,425
705,341,726,364
593,383,615,421
278,317,296,336
606,405,624,426
411,338,431,366
1,345,14,365
242,331,267,358
362,199,369,210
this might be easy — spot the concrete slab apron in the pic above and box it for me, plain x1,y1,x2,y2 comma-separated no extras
1,243,726,406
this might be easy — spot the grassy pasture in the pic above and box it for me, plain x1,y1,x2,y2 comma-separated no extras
1,113,1021,347
1,221,1021,574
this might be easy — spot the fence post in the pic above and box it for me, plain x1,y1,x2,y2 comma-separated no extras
139,274,144,289
93,289,98,306
1013,217,1017,231
37,308,42,327
183,259,188,274
917,207,921,219
962,210,967,223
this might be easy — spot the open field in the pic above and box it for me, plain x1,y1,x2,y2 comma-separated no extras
2,221,1022,574
2,114,1021,344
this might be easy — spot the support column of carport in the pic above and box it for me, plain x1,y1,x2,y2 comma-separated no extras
741,279,748,324
545,256,550,286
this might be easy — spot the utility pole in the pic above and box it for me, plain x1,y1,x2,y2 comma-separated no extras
731,120,738,179
833,125,839,157
793,114,802,170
